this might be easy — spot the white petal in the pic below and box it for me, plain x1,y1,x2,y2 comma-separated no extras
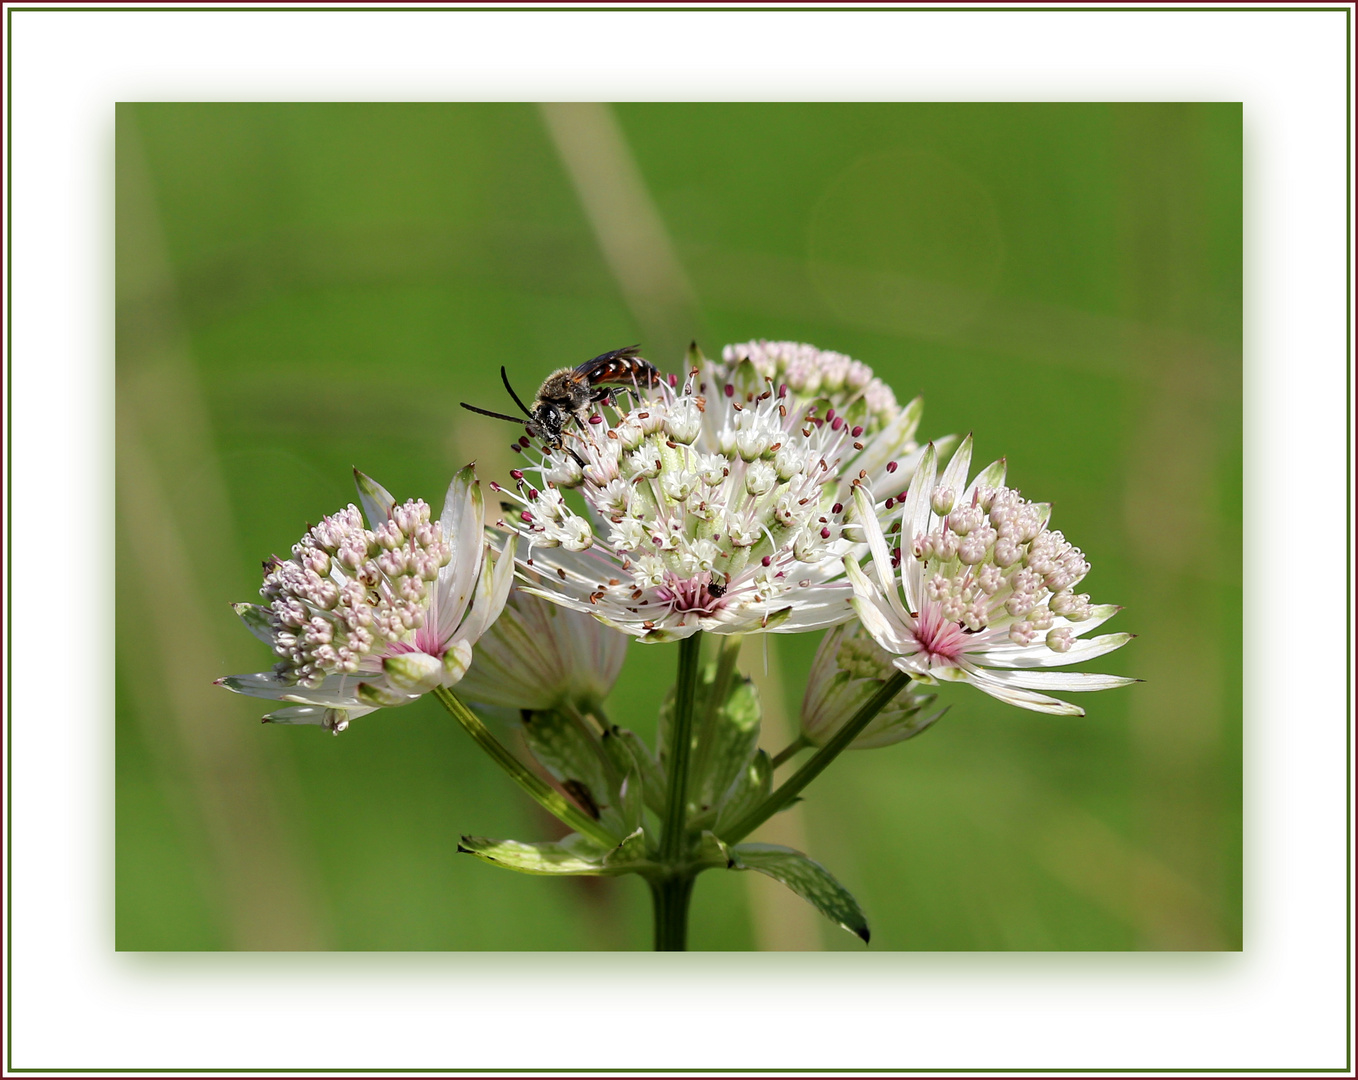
853,485,911,625
455,533,517,645
263,704,377,726
936,433,974,504
962,667,1086,716
900,441,937,555
232,603,276,645
435,465,486,641
382,652,444,694
849,591,912,655
217,671,365,708
977,668,1137,693
982,632,1134,669
352,469,396,529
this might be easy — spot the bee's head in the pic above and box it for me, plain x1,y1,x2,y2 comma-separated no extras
533,401,564,434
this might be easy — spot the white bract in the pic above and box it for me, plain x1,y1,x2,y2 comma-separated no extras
218,466,514,733
454,579,629,712
498,342,940,641
846,437,1135,716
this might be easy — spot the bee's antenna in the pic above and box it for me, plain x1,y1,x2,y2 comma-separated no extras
500,366,535,419
460,402,530,425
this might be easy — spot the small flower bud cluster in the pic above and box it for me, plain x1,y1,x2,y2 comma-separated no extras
800,621,945,749
261,500,451,687
910,479,1094,650
720,340,899,433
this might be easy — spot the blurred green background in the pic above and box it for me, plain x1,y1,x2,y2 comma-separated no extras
116,102,1241,951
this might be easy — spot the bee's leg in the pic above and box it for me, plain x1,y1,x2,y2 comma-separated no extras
565,445,587,468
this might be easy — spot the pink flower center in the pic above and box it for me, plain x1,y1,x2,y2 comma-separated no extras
909,602,968,667
655,573,726,616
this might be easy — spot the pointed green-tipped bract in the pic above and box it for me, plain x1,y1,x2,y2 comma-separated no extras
729,843,870,944
457,833,651,877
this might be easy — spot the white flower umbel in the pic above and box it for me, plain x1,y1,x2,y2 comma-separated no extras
497,343,940,642
454,579,629,712
218,466,515,733
846,437,1136,716
801,621,947,749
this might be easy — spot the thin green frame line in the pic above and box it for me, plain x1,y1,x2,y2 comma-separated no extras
2,5,1355,12
7,4,1347,1075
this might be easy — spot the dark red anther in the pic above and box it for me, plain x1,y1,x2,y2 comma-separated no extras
489,481,502,492
519,436,532,448
892,546,902,560
528,488,539,500
778,384,788,398
851,425,864,438
899,490,908,501
510,469,524,481
832,502,843,514
724,384,734,398
668,373,678,387
761,555,772,566
520,511,533,523
510,444,522,454
588,414,603,425
826,408,836,422
600,395,613,407
831,417,844,432
820,527,831,540
886,461,898,473
885,498,895,510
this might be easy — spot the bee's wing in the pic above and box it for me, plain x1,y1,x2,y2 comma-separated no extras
574,344,658,387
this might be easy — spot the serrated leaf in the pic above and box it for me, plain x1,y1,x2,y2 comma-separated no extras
729,843,870,944
714,749,772,834
522,710,626,838
602,726,665,816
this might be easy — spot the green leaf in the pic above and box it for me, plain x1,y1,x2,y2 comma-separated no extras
457,832,651,877
714,749,772,835
697,829,733,868
457,835,610,876
659,661,763,818
522,710,626,838
602,827,648,868
729,843,870,944
616,769,644,835
697,676,761,813
603,726,665,815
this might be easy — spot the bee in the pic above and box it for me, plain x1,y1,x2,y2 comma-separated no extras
460,345,662,462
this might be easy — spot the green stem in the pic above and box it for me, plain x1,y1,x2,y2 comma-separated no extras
660,632,704,864
648,873,696,951
722,671,910,844
770,734,810,769
433,687,617,849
